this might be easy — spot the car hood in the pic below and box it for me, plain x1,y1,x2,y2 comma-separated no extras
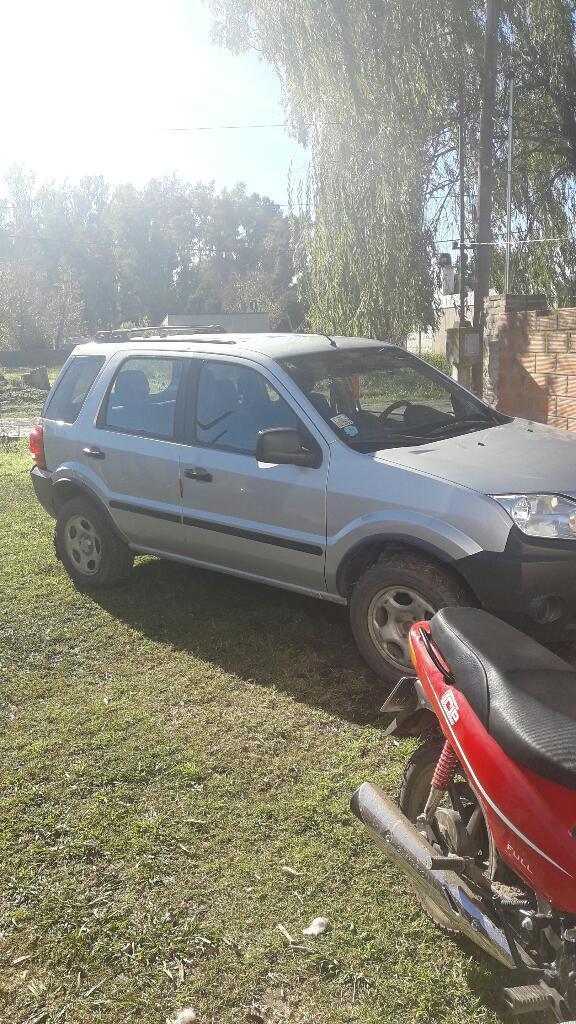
374,418,576,495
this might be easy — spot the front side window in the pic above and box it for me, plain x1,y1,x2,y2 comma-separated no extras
196,361,299,454
44,355,105,424
104,357,183,439
280,347,505,452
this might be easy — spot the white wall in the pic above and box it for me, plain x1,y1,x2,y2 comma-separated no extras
162,313,271,332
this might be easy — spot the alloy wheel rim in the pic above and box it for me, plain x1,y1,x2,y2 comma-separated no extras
367,585,436,669
63,514,102,576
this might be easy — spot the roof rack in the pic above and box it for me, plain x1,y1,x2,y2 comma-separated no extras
94,325,230,343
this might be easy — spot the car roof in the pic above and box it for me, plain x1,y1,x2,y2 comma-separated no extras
71,333,392,362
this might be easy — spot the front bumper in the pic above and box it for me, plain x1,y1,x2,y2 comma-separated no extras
458,526,576,640
31,466,56,517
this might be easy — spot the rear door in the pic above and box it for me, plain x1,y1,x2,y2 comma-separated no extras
178,356,329,593
81,353,187,553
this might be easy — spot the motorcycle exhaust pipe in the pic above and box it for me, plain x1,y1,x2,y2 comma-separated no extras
351,781,525,970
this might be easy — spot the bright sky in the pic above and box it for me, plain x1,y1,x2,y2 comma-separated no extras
1,0,307,205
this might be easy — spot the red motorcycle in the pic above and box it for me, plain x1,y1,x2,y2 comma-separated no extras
351,608,576,1021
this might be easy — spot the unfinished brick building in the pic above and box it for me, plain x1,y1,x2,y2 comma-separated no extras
483,296,576,431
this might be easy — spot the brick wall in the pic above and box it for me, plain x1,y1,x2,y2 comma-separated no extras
483,297,576,430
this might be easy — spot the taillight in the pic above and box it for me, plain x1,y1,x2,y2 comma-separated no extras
29,425,46,470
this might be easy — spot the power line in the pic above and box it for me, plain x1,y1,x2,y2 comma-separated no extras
0,230,120,249
1,227,576,255
0,200,308,214
153,123,291,131
150,121,338,132
0,229,300,257
434,235,576,247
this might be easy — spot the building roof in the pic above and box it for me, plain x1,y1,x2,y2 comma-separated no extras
162,312,271,332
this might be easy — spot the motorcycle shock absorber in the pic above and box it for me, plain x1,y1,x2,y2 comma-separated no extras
432,741,459,791
422,741,459,821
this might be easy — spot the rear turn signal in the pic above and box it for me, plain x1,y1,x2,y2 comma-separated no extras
29,425,46,470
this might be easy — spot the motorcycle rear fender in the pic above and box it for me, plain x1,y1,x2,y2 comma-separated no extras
380,676,437,738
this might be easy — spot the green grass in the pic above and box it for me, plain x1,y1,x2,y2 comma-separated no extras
422,353,452,376
0,445,507,1024
0,366,61,419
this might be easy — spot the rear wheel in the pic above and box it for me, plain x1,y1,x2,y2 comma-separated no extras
399,738,500,928
398,738,445,821
401,738,548,999
56,496,133,591
349,551,472,685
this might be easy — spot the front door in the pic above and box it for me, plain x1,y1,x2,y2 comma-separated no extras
179,357,329,593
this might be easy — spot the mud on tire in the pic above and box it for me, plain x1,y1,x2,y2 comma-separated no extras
349,550,472,685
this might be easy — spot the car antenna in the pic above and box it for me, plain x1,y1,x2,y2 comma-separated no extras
317,332,338,348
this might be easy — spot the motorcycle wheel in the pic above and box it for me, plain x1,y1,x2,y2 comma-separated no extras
398,737,502,930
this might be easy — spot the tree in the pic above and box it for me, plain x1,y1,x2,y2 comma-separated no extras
0,255,47,349
492,1,576,301
208,0,576,336
0,167,302,347
209,1,485,338
41,262,85,348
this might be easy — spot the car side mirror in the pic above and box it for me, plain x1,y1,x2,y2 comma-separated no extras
256,428,321,468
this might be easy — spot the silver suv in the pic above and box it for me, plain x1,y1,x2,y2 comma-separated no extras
30,330,576,683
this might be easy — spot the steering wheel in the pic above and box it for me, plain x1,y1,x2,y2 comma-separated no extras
378,399,413,422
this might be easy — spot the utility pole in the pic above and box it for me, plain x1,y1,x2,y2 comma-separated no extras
472,0,499,395
459,74,467,328
504,75,515,295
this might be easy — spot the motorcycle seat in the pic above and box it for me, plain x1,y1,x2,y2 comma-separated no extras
430,607,576,790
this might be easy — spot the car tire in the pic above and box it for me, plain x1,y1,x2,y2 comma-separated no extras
55,496,133,591
349,550,472,685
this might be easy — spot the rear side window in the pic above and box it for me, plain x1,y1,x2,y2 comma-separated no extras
102,357,184,439
44,356,105,424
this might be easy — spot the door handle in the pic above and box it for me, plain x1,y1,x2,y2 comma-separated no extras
83,446,105,460
184,467,213,483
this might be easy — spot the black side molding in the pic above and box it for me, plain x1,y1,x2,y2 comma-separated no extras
109,499,181,524
182,514,323,556
108,499,323,556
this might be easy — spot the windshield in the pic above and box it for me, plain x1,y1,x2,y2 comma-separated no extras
280,346,505,452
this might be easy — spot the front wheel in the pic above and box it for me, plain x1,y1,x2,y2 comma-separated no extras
349,551,472,684
55,496,133,591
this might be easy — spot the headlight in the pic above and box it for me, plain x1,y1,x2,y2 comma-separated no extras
493,493,576,540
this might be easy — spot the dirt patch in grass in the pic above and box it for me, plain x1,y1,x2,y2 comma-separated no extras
0,365,61,419
0,445,505,1023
